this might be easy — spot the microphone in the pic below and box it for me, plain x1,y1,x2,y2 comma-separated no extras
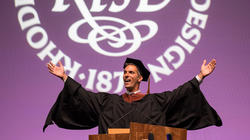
105,104,159,134
133,107,159,126
105,109,135,134
148,133,154,140
166,133,172,140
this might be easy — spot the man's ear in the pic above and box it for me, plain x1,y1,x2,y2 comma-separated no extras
138,75,143,82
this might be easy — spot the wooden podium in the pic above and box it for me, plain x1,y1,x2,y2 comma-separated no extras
89,122,187,140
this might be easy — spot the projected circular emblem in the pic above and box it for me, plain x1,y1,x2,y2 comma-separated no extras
14,0,211,93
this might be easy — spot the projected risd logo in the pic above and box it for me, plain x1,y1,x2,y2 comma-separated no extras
14,0,211,93
64,0,160,57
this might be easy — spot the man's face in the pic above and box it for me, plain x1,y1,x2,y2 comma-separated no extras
123,65,143,92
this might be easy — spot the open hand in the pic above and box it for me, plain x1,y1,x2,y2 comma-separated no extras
47,61,67,81
198,59,216,79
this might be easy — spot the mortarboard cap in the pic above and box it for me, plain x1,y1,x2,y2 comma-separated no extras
123,58,150,81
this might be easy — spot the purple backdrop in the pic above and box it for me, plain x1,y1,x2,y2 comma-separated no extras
1,0,250,139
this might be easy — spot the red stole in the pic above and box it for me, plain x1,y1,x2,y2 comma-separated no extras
122,93,146,103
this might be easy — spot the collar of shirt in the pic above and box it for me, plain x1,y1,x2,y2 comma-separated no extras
126,90,141,95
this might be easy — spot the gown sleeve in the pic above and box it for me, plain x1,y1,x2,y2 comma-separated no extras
43,77,105,132
154,77,222,130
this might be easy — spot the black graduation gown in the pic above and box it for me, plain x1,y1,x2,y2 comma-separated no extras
43,77,222,134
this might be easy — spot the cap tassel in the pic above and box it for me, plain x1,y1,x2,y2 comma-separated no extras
147,76,150,94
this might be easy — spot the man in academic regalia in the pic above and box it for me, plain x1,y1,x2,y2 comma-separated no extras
43,58,222,134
